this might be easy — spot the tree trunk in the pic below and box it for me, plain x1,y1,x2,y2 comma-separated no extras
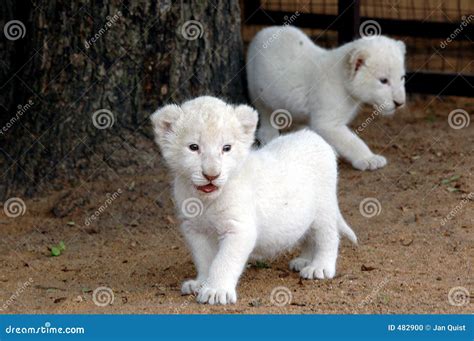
0,0,246,199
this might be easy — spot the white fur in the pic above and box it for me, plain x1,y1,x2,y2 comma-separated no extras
151,96,357,305
247,26,407,170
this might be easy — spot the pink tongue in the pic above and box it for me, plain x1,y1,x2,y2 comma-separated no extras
197,184,218,193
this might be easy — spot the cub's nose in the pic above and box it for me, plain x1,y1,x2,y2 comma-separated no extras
394,100,404,108
203,173,220,181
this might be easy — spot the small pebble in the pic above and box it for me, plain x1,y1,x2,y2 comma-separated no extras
73,295,83,303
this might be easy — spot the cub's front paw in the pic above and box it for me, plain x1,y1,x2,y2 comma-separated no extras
289,257,310,272
352,155,387,171
181,279,203,295
300,263,336,280
196,286,237,305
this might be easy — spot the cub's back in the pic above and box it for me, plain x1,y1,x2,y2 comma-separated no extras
245,129,338,210
248,26,324,60
247,26,326,113
260,129,336,176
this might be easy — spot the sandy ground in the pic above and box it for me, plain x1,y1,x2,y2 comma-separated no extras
0,95,472,314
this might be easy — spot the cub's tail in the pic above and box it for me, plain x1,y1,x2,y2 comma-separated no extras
338,214,358,244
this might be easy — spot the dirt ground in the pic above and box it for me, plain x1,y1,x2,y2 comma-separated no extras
1,95,472,314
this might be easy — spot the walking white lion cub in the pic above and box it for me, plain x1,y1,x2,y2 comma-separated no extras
247,26,407,171
151,96,356,305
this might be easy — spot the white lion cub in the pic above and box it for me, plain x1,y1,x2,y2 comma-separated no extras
247,26,407,171
151,96,357,305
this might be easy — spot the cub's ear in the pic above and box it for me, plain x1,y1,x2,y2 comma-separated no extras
348,47,369,77
397,40,406,55
150,104,183,143
234,104,258,140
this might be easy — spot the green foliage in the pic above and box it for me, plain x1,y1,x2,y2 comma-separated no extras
50,241,66,257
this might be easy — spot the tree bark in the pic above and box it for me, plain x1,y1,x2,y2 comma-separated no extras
0,0,246,199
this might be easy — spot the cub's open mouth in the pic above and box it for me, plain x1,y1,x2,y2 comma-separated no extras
196,183,219,193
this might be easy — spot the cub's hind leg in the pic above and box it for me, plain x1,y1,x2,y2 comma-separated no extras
299,215,340,280
289,235,314,271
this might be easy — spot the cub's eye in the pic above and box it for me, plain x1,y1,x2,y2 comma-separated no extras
379,78,389,85
223,144,232,152
189,144,199,152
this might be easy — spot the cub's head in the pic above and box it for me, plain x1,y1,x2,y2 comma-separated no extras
346,36,406,115
151,96,258,198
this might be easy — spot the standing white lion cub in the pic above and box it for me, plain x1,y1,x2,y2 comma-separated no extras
151,96,356,305
247,26,406,170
